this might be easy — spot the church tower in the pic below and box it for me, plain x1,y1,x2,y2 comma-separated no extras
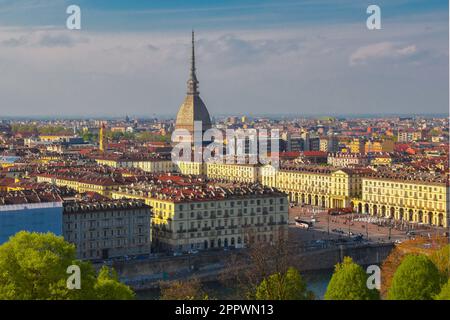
99,122,106,152
175,31,212,140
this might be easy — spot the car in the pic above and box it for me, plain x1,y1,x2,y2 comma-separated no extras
173,252,183,257
188,249,199,254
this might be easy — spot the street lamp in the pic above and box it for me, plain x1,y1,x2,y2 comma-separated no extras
327,212,330,237
366,214,369,241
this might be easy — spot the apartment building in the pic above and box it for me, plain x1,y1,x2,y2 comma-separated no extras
63,199,152,260
93,154,176,173
206,162,260,183
111,179,288,252
327,153,370,167
261,164,367,209
353,172,449,227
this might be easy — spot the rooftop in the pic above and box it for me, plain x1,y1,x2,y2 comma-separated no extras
115,180,286,203
0,189,64,205
63,199,149,214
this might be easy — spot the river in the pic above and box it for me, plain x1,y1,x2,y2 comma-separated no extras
136,269,333,300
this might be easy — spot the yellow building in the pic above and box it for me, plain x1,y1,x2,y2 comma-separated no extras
370,154,393,166
38,135,74,143
206,162,259,183
36,174,123,197
112,182,288,252
260,164,365,209
352,174,449,227
176,160,205,175
365,140,394,153
349,139,365,154
94,156,175,173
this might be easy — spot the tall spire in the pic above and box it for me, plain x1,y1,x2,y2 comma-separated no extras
187,30,199,95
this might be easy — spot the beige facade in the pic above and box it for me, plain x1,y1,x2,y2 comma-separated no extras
349,139,365,154
176,161,205,175
398,130,422,143
111,185,288,252
95,158,175,173
36,175,120,197
63,199,152,260
365,140,394,153
352,177,449,227
327,153,369,167
261,165,361,209
206,162,259,183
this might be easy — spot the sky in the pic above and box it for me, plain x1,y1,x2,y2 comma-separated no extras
0,0,448,118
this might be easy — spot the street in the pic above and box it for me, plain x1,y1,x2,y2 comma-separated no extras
288,205,446,244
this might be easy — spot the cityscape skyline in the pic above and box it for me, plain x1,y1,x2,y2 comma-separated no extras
0,0,447,117
0,0,449,305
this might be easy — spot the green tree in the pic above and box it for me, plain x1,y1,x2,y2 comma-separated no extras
11,124,38,134
324,257,379,300
136,131,170,143
81,131,95,143
387,254,441,300
94,266,135,300
430,244,450,280
255,267,313,300
0,231,134,300
435,279,450,300
38,126,71,135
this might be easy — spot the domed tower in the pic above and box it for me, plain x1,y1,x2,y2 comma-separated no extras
175,31,212,140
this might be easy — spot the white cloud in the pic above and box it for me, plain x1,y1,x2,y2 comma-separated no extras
349,42,418,66
0,20,446,117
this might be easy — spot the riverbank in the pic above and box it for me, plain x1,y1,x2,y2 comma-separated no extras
136,269,334,300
